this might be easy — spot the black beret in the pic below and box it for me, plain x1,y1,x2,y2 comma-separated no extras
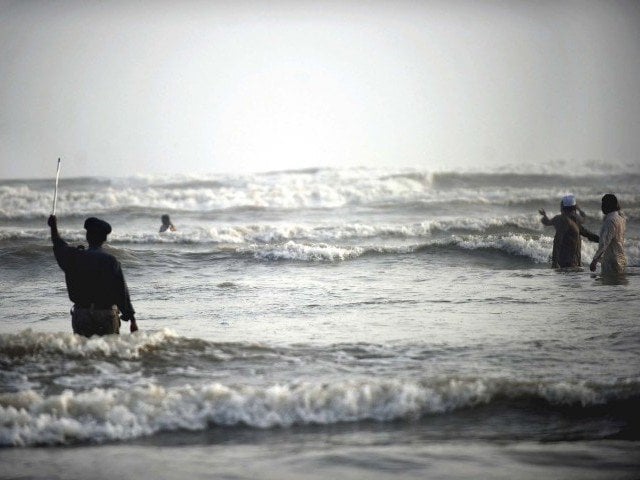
84,217,112,235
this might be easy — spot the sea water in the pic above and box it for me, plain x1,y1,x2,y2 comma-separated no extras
1,165,639,479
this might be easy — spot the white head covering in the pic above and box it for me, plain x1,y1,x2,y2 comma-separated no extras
561,194,576,207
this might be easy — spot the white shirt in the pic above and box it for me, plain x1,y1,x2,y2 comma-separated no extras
593,211,627,274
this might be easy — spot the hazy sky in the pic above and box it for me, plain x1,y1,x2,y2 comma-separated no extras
1,0,639,178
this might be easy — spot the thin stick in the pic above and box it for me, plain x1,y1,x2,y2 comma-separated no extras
52,158,61,215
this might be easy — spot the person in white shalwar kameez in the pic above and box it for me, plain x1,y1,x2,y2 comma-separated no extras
590,194,627,275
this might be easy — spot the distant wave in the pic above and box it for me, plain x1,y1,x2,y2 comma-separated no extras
0,229,46,242
431,172,640,189
3,229,639,267
245,235,640,267
462,158,640,177
139,235,607,266
2,168,639,219
245,241,367,262
0,216,557,244
239,235,556,264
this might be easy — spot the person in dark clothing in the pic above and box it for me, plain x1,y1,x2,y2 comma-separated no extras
539,194,599,268
159,214,176,233
48,215,138,336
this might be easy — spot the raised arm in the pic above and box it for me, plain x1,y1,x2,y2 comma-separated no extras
539,209,553,226
48,215,65,246
48,214,73,270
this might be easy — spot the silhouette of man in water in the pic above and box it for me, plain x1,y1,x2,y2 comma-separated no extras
159,214,176,233
539,194,599,268
48,215,137,336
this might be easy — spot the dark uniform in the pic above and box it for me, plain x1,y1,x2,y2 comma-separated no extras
50,216,136,337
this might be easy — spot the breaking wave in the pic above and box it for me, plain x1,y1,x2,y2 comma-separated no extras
0,216,546,243
2,168,639,219
1,376,637,446
0,329,180,362
3,232,639,267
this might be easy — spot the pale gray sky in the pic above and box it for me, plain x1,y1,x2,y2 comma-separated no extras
1,0,639,178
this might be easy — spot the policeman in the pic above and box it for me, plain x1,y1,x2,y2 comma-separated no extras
48,215,138,336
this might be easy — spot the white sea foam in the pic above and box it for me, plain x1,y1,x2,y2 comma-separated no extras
3,169,638,218
0,377,626,446
246,241,365,262
625,242,640,267
442,234,640,266
1,170,433,217
239,235,553,263
0,228,44,242
108,217,542,245
454,234,554,264
4,222,638,266
0,329,179,362
0,185,52,219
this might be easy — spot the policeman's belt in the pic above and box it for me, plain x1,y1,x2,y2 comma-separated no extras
74,303,118,311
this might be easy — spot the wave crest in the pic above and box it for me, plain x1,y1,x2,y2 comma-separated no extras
0,329,179,361
3,168,639,218
1,377,636,446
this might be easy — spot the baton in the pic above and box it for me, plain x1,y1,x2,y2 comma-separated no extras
52,158,61,215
